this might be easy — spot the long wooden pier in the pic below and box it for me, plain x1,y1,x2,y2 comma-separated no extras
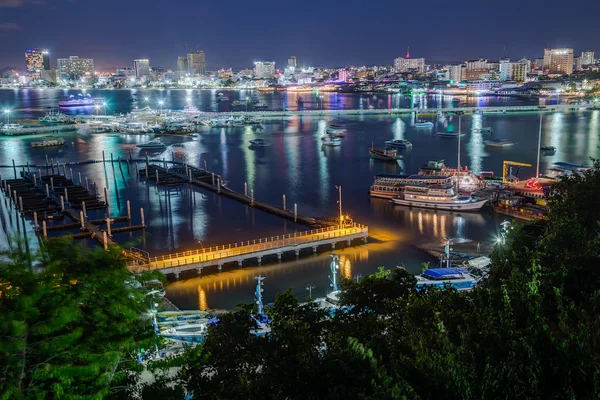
129,223,368,277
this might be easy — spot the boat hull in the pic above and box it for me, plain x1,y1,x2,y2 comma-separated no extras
369,149,401,161
391,198,488,211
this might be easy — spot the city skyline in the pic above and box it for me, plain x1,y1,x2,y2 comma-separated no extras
0,0,599,70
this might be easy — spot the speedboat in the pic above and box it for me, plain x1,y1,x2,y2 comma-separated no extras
437,131,465,138
137,138,166,149
416,268,477,291
485,139,514,148
384,139,413,149
249,139,270,147
322,137,342,146
414,121,434,128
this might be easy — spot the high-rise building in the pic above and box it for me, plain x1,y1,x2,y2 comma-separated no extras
177,56,188,72
543,48,574,75
288,56,298,68
57,56,94,81
338,69,349,82
465,59,489,70
133,59,150,80
187,51,206,75
42,50,50,70
573,56,582,72
448,64,465,83
254,61,276,78
394,56,425,73
499,59,531,81
116,67,136,78
581,51,595,66
25,49,44,78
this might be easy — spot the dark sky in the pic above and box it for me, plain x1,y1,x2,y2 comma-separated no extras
1,0,599,71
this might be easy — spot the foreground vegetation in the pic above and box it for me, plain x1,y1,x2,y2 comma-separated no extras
2,160,600,399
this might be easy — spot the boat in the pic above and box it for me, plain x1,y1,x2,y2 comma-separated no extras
326,125,347,135
416,268,478,291
472,127,493,133
249,139,270,147
541,145,556,152
39,110,76,124
58,93,102,108
384,139,413,149
485,139,514,148
253,102,268,110
369,174,453,199
216,93,229,102
183,104,199,113
31,137,66,148
369,143,402,162
322,137,342,146
137,138,166,149
414,121,434,128
0,124,26,134
437,131,465,138
391,182,488,211
231,100,248,107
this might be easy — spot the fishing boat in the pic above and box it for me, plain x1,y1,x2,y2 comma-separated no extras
322,137,342,146
391,183,488,211
414,121,434,128
31,137,66,148
369,143,402,161
384,139,413,148
436,131,466,138
137,138,166,149
416,268,478,291
485,139,514,148
249,139,270,147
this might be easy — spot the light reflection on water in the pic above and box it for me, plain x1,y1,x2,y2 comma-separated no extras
0,89,599,308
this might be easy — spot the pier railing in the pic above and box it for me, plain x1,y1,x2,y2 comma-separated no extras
137,223,368,270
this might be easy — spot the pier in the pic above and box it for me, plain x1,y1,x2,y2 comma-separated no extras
129,223,368,277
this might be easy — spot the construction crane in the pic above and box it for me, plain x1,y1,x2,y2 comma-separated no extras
503,160,532,184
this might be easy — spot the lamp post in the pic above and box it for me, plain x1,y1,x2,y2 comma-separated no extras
306,284,315,300
158,100,164,112
3,109,10,125
335,185,342,228
95,104,100,115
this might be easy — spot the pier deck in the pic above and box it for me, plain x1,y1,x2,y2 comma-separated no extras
129,223,368,277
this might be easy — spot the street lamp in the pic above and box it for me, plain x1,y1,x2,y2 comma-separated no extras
158,100,164,112
3,109,11,125
306,284,315,300
335,185,343,228
95,104,100,115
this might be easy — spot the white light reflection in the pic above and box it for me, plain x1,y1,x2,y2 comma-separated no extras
316,119,330,205
467,114,485,174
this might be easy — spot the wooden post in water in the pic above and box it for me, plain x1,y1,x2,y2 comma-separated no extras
140,208,145,227
60,195,65,212
18,197,23,213
12,160,16,179
93,182,97,197
103,232,108,250
217,178,221,193
155,170,160,184
251,189,254,206
126,200,131,221
283,194,286,210
45,183,49,198
85,177,89,192
33,174,37,187
211,173,215,186
69,168,73,181
42,221,47,238
80,211,85,230
102,151,105,164
104,187,109,206
82,201,87,218
33,211,38,229
12,190,17,206
244,182,248,197
110,153,114,164
64,188,69,203
106,217,112,237
27,162,30,173
38,168,42,179
204,159,207,171
78,172,82,185
50,177,54,191
294,203,297,222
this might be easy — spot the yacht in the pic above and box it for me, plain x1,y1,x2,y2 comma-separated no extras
0,124,25,134
58,93,103,108
416,268,477,291
541,145,556,152
137,138,167,149
384,139,413,148
485,139,514,148
414,121,434,128
39,110,76,124
391,182,488,211
31,137,66,148
231,100,248,107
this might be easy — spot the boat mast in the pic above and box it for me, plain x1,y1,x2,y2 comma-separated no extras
457,115,461,192
536,113,542,178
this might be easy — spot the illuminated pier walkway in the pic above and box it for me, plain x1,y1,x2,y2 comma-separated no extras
129,223,368,278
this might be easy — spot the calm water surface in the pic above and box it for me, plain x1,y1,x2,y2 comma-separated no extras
0,89,598,309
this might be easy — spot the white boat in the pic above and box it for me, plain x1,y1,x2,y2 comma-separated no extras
326,126,347,135
472,127,493,133
249,139,270,147
39,110,76,124
384,139,413,148
369,174,453,199
0,123,25,134
137,138,166,149
414,121,434,128
391,183,488,211
485,139,514,148
437,131,465,138
322,137,342,146
416,268,478,291
216,93,229,102
31,137,66,148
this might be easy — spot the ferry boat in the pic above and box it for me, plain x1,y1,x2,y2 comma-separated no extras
485,139,514,148
416,268,477,291
31,137,66,148
322,137,342,146
436,131,465,138
414,121,434,128
384,139,413,148
58,94,102,108
249,139,270,147
369,174,453,199
137,138,166,149
391,182,488,211
0,124,25,134
369,144,402,162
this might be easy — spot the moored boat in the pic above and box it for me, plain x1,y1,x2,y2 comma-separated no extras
391,182,488,211
58,93,103,108
384,139,413,148
137,138,166,149
437,131,465,138
541,145,556,152
369,143,402,161
322,137,342,146
416,268,478,291
414,121,434,128
485,139,514,148
31,136,66,148
249,139,270,147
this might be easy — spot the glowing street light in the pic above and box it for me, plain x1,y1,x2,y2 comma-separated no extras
3,109,11,125
158,100,164,111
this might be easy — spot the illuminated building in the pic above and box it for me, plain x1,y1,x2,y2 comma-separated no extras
394,51,425,73
581,51,595,66
447,64,464,83
116,67,135,78
42,50,50,70
25,49,44,78
573,56,582,72
57,56,94,81
40,69,58,83
338,69,349,82
187,51,206,75
177,56,188,72
133,59,150,79
465,59,490,70
499,59,531,81
254,61,276,78
288,56,298,68
543,48,574,75
463,69,490,81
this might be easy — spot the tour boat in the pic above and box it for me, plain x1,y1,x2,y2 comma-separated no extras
137,138,166,149
58,94,102,108
436,131,466,138
384,139,413,149
369,174,453,199
31,137,66,148
369,143,402,161
249,139,270,147
485,139,514,148
391,183,488,211
39,110,76,124
322,137,342,146
414,121,434,128
416,268,478,291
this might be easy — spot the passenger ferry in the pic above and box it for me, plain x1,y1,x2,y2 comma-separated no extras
369,174,453,199
391,182,488,211
416,267,477,291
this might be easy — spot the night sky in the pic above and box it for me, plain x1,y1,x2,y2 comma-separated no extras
0,0,598,71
